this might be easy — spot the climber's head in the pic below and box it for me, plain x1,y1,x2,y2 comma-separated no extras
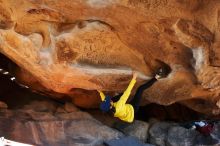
155,67,170,78
154,60,172,79
100,95,112,112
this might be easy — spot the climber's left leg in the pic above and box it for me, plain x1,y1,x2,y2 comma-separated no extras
111,93,123,102
130,77,157,113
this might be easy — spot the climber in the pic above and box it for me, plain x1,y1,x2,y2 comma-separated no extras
98,64,172,123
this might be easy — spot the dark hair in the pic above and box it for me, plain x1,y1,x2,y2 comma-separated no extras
155,60,172,78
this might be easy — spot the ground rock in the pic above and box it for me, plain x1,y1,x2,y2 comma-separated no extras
114,120,149,142
211,122,220,139
0,101,123,146
64,102,79,113
167,126,199,146
149,122,176,146
22,100,58,112
0,101,7,109
149,122,220,146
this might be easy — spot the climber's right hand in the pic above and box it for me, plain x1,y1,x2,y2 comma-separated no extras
132,72,138,80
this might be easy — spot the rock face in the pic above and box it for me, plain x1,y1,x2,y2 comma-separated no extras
0,0,220,114
114,120,149,142
149,122,220,146
0,101,123,146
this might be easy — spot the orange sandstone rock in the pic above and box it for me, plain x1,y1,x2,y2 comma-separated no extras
0,0,219,114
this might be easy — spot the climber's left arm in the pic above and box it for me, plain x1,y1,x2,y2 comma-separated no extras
98,91,105,101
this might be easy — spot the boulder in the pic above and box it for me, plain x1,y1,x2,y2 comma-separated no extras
0,0,219,114
149,122,220,146
149,122,176,146
114,120,149,142
167,126,199,146
0,101,7,109
0,101,123,146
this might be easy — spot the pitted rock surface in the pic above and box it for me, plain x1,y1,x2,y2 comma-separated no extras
0,0,219,114
0,101,123,146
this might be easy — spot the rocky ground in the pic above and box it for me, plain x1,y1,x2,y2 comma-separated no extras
0,97,220,146
0,100,123,146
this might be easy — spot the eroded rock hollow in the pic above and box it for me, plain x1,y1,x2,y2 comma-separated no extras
0,0,220,115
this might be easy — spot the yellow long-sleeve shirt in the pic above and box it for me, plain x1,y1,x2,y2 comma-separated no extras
98,78,136,123
99,91,106,101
